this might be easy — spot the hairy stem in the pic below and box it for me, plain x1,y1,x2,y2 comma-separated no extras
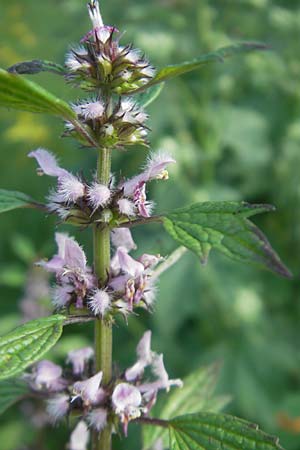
93,147,112,450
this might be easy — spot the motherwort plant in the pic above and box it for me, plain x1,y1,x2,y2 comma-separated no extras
0,2,291,449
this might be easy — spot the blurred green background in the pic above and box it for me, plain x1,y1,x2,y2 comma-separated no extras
1,0,300,448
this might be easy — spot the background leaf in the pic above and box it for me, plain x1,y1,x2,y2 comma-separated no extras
169,413,284,450
143,364,230,450
163,201,291,278
132,42,267,92
7,60,65,76
0,315,65,380
0,379,29,415
0,68,76,119
135,83,165,108
0,189,36,213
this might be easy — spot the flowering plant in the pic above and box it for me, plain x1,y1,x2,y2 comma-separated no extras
0,2,291,449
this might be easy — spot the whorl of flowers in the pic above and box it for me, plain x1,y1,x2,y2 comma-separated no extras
64,1,155,94
67,97,149,149
36,226,162,316
26,331,182,441
29,149,175,225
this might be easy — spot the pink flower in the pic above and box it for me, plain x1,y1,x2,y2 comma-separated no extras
29,149,85,204
67,347,94,375
73,100,105,120
117,198,136,217
120,152,176,218
87,182,111,210
125,331,153,381
68,421,90,450
85,0,115,43
111,228,137,253
117,99,148,125
138,354,183,394
109,247,157,311
87,408,108,431
46,394,69,423
39,233,95,309
88,289,111,317
73,371,105,405
33,360,66,392
112,383,142,435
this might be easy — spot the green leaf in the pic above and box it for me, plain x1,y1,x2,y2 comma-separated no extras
0,189,35,213
143,364,230,450
0,68,76,119
163,201,291,278
169,413,284,450
131,42,267,92
136,83,165,108
0,379,29,414
0,315,65,380
7,60,65,76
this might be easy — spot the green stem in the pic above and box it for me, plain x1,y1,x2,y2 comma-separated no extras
93,147,112,450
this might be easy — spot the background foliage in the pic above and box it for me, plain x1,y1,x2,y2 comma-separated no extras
0,0,300,448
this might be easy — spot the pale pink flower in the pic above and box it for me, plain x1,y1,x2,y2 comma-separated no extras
29,149,85,204
123,48,142,64
33,360,66,392
116,247,144,278
28,148,68,178
111,228,136,253
125,331,153,381
85,0,115,43
139,354,183,394
46,394,69,423
112,383,142,435
73,100,105,120
39,233,95,310
67,347,94,375
87,182,111,209
139,254,161,269
120,151,175,218
117,198,136,217
118,99,148,125
40,233,87,275
68,421,90,450
109,248,158,310
87,408,108,431
52,284,73,308
88,289,111,316
73,371,104,405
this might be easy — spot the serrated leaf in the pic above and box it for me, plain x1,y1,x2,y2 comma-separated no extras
163,201,291,278
0,379,29,414
143,364,230,450
0,189,35,213
0,315,65,380
0,68,76,119
7,60,65,76
169,413,284,450
136,83,165,108
131,42,267,93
